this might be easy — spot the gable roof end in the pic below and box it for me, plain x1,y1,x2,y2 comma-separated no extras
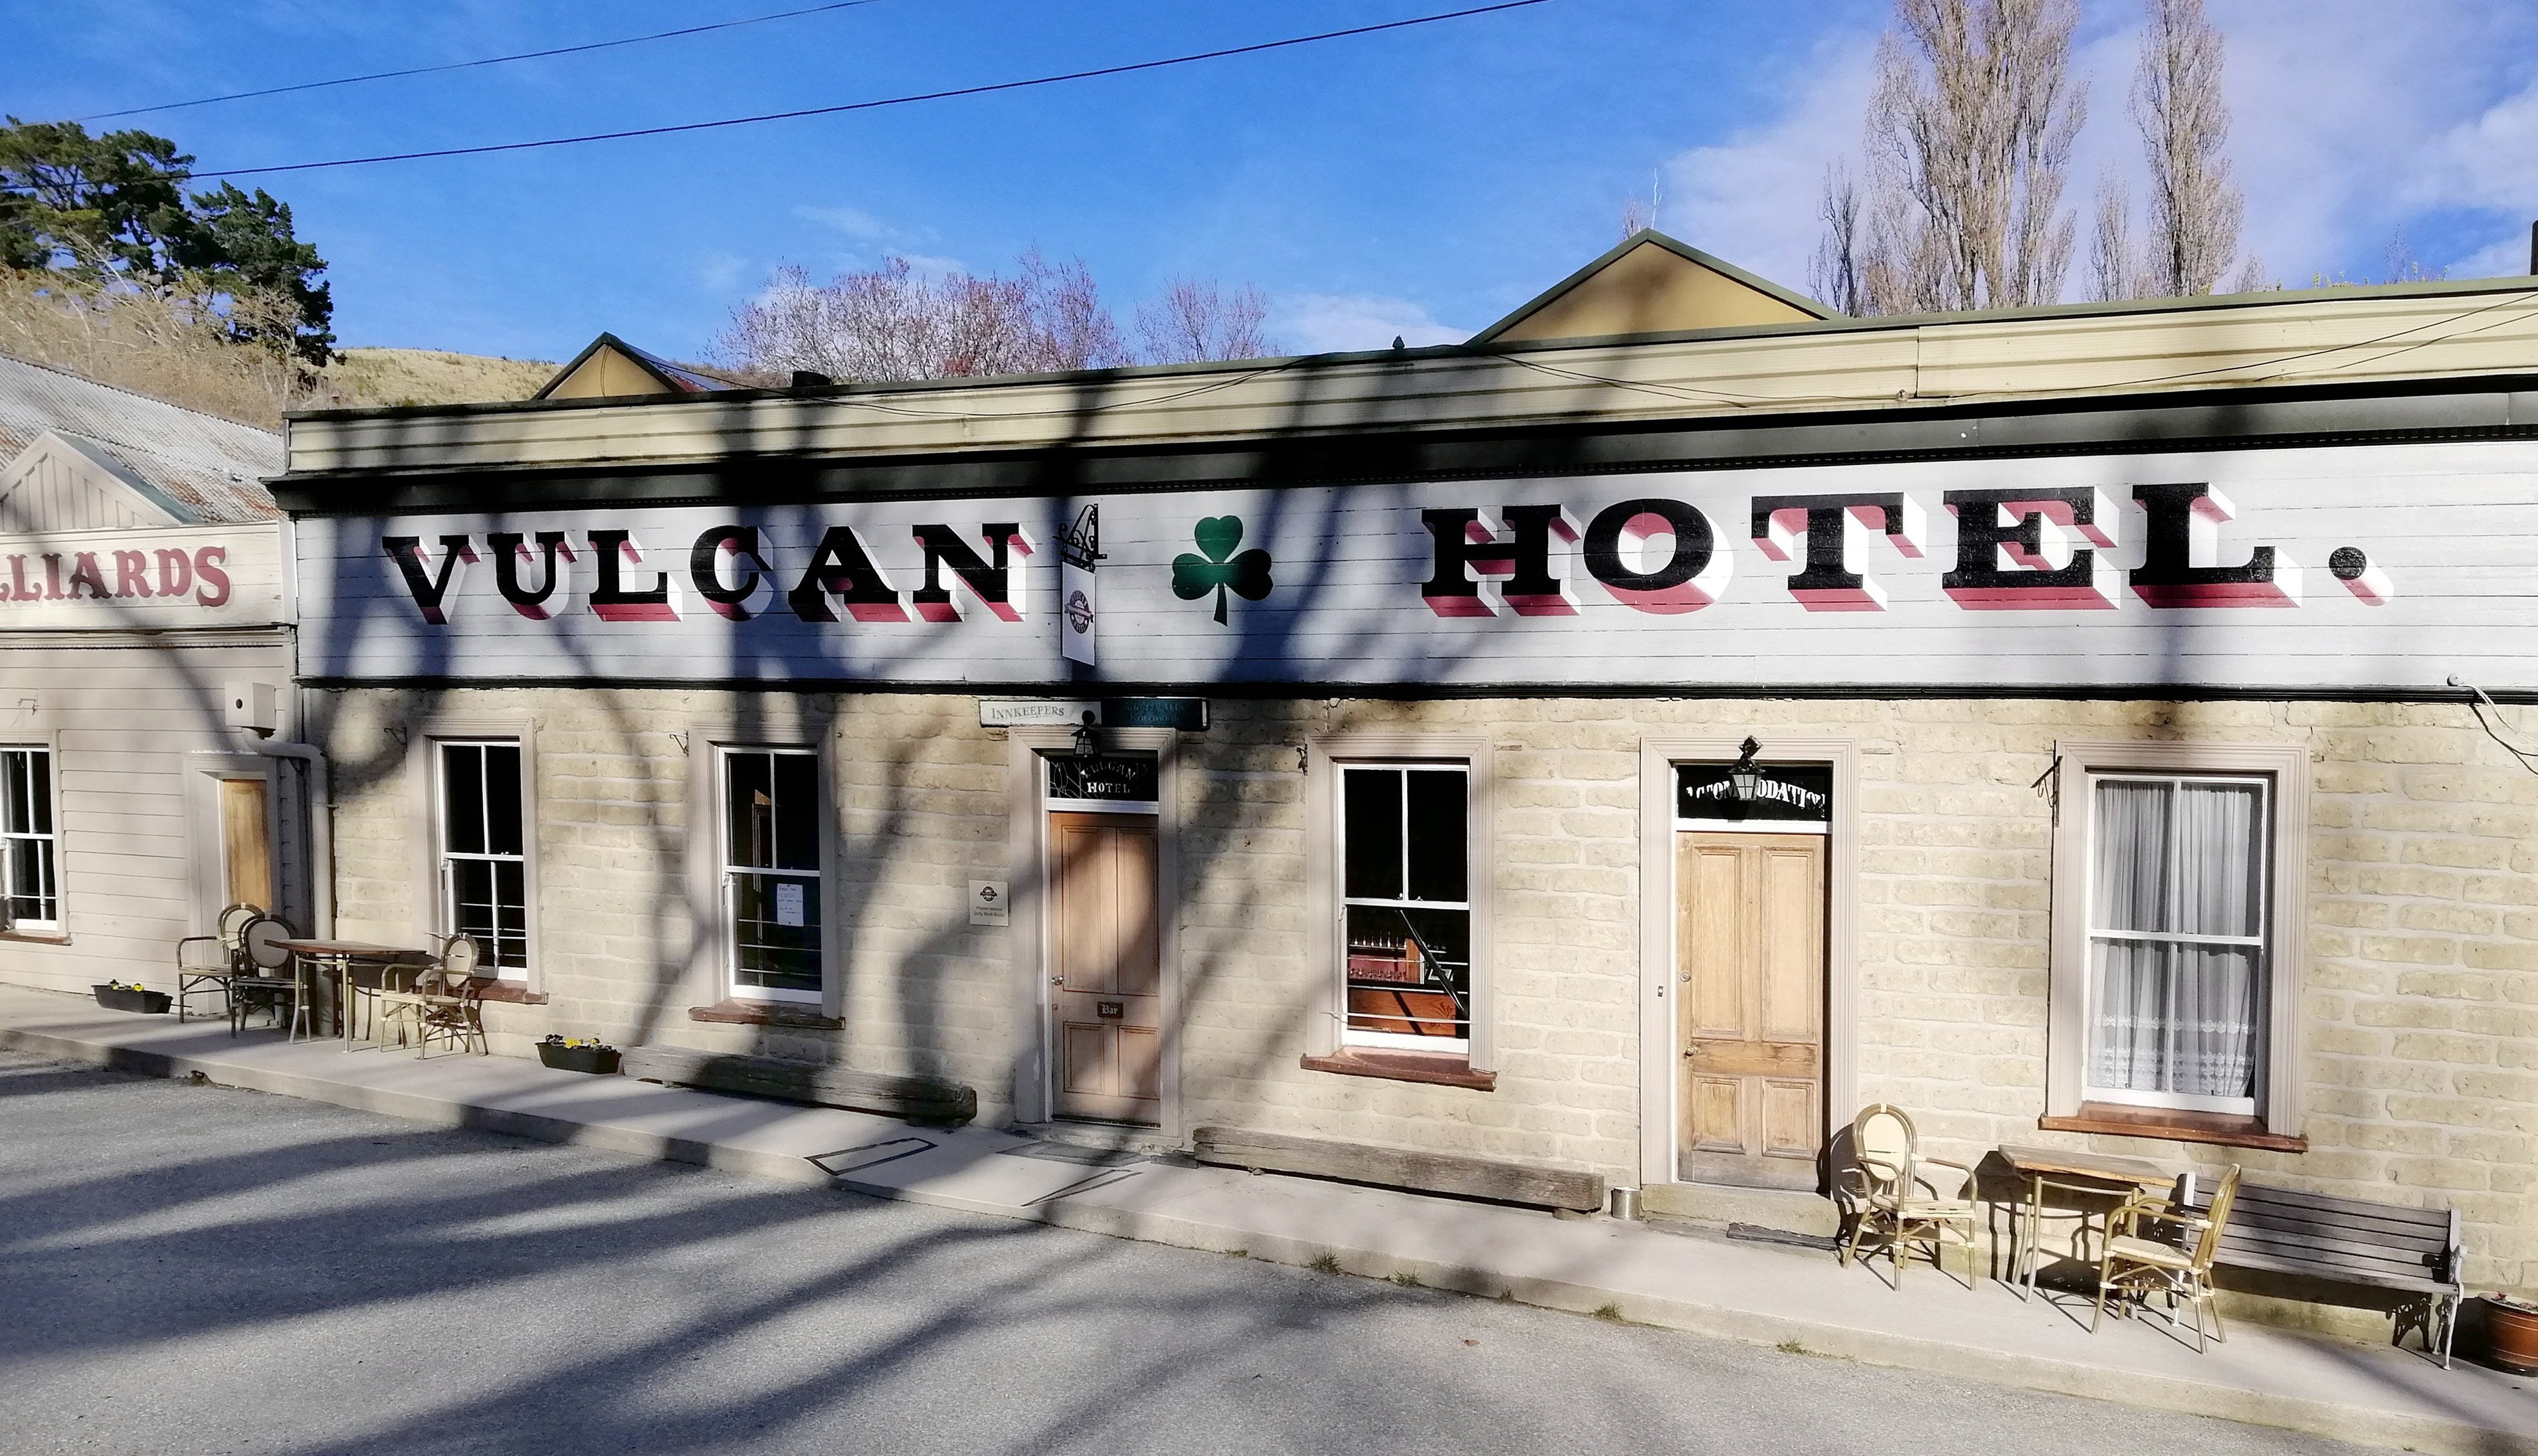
534,333,734,401
1471,229,1835,345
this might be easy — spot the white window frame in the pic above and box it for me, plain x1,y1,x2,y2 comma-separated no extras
2082,771,2271,1117
2048,739,2308,1140
1305,733,1493,1068
1,745,60,933
1337,761,1475,1053
406,718,541,993
436,739,531,978
719,744,825,1006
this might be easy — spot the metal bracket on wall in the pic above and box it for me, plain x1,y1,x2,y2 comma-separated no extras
2031,753,2062,824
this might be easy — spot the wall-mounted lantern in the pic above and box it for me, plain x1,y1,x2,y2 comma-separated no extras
1728,736,1763,804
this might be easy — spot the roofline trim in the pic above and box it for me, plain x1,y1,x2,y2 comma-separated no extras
290,274,2538,428
266,368,2538,515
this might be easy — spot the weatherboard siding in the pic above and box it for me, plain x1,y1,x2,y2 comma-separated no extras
0,638,300,996
296,441,2537,695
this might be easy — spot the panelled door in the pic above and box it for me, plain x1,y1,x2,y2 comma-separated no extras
1677,832,1826,1190
1049,811,1161,1124
221,777,273,912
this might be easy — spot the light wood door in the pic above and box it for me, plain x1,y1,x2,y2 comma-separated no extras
1050,812,1161,1125
1677,832,1826,1190
221,778,273,912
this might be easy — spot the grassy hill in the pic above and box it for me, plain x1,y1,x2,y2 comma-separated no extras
1,270,563,428
312,348,557,410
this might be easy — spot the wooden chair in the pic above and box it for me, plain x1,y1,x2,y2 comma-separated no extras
402,935,486,1059
2094,1163,2242,1352
1839,1104,1979,1288
225,914,302,1038
174,903,263,1022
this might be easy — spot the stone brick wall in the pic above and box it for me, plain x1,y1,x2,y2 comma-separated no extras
316,686,2538,1299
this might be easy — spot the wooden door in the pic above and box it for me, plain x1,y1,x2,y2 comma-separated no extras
1676,832,1826,1190
1049,812,1161,1125
221,777,273,912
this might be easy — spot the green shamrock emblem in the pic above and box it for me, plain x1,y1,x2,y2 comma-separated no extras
1172,515,1273,624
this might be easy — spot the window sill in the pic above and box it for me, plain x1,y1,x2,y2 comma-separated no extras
471,980,547,1005
0,929,69,945
1301,1048,1496,1091
2040,1104,2306,1153
688,998,841,1030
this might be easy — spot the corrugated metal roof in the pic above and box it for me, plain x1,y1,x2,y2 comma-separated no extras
0,353,282,522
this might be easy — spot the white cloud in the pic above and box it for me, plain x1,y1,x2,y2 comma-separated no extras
1272,294,1468,353
698,252,750,294
1656,35,1878,294
794,204,895,240
1652,3,2538,298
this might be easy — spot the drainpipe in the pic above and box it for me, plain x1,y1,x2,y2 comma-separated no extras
252,741,332,939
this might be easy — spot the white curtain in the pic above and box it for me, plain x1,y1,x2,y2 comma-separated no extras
2090,779,2264,1099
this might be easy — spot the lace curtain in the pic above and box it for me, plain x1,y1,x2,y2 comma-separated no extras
2090,777,2265,1101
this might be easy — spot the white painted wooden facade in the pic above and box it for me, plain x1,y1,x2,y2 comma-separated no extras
300,442,2519,695
0,364,302,999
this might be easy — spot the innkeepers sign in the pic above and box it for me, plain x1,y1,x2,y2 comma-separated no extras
294,440,2532,693
0,522,288,630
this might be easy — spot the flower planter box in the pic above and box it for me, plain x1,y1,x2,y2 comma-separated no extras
536,1042,620,1075
92,984,171,1015
2486,1297,2538,1375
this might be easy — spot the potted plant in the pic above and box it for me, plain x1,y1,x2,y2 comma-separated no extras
2486,1295,2538,1375
536,1034,620,1075
92,981,171,1014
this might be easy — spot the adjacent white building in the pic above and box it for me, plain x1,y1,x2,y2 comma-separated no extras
0,354,316,996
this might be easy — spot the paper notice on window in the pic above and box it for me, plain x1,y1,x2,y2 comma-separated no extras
775,881,805,927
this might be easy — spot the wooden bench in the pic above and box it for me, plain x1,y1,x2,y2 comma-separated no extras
621,1047,977,1126
1192,1126,1606,1213
2182,1174,2464,1366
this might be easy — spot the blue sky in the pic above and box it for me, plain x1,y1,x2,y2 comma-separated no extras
7,0,2536,365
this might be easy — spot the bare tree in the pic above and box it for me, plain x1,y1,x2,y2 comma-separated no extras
1808,161,1867,314
1830,0,2086,315
2089,175,2158,302
1620,192,1653,239
1135,278,1276,363
719,252,1278,380
2132,0,2242,296
1020,248,1128,371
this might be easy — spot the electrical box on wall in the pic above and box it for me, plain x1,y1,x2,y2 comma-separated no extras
224,681,278,736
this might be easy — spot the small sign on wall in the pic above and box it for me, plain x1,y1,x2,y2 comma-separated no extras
969,879,1009,925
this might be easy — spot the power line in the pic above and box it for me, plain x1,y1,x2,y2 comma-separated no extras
77,1,885,123
189,0,1555,179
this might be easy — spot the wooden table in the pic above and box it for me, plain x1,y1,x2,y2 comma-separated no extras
1998,1144,2176,1300
272,939,437,1049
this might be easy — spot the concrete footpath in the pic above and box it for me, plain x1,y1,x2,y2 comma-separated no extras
3,984,2529,1455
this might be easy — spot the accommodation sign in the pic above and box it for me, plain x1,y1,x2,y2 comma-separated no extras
294,442,2529,691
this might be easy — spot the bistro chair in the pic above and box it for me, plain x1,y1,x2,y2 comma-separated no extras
351,953,435,1049
225,913,303,1038
394,934,487,1059
2093,1164,2243,1352
175,902,264,1022
1839,1103,1979,1289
